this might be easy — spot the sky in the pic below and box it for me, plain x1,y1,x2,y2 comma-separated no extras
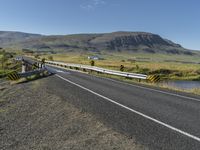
0,0,200,50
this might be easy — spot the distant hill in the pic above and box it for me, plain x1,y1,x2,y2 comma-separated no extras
0,31,42,47
0,31,198,55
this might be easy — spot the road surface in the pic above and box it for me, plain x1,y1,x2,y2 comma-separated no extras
22,58,200,149
43,64,200,150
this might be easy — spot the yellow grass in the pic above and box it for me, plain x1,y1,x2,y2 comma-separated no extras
42,52,200,72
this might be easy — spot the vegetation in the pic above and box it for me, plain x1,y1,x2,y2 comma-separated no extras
41,58,46,63
34,54,40,59
22,49,34,54
47,55,53,61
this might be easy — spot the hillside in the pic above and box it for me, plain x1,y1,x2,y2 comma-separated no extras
0,31,42,47
0,31,198,55
89,32,185,54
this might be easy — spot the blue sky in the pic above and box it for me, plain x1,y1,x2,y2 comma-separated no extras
0,0,200,50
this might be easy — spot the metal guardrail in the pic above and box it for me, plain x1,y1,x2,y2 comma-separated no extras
19,69,47,78
6,57,49,81
45,60,147,80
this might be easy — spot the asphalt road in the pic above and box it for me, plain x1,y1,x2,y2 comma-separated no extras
43,64,200,150
22,58,200,149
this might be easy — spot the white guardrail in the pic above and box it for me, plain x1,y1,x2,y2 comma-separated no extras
45,60,147,80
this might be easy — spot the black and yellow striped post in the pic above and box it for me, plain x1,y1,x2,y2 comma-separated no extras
41,58,45,68
32,62,39,70
7,71,21,81
147,75,160,83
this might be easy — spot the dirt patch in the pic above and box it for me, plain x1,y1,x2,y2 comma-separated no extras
0,77,146,150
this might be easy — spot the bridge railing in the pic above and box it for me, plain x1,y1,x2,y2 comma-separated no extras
45,60,147,80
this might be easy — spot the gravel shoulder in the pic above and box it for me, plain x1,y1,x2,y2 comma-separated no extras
0,77,146,150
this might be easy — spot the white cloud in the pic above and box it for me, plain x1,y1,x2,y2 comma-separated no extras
80,0,106,10
93,0,105,5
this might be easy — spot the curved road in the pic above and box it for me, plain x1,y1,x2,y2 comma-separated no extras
22,58,200,149
44,64,200,150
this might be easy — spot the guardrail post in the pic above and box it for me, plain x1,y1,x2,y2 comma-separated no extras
39,63,42,68
22,60,26,73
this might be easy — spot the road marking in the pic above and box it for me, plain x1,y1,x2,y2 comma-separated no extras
46,66,70,74
56,74,200,142
56,70,64,73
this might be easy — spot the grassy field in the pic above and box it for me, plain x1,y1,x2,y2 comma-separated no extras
40,51,200,81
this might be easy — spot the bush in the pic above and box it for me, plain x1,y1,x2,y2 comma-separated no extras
22,49,34,54
48,56,53,61
195,69,200,74
34,54,40,59
4,53,13,58
138,68,150,74
136,65,139,70
127,59,136,63
41,58,46,63
173,72,184,77
150,69,173,75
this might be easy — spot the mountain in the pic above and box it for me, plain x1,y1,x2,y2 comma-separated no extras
0,31,197,55
0,31,42,47
89,32,183,53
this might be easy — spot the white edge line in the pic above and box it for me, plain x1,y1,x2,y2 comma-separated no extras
56,74,200,142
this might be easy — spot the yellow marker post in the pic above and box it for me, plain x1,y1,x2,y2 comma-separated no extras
147,75,160,82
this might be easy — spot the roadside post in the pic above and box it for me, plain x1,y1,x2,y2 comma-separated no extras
41,58,45,68
22,59,26,73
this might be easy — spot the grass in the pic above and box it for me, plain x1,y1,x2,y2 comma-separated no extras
0,109,7,113
39,51,200,81
189,88,200,95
